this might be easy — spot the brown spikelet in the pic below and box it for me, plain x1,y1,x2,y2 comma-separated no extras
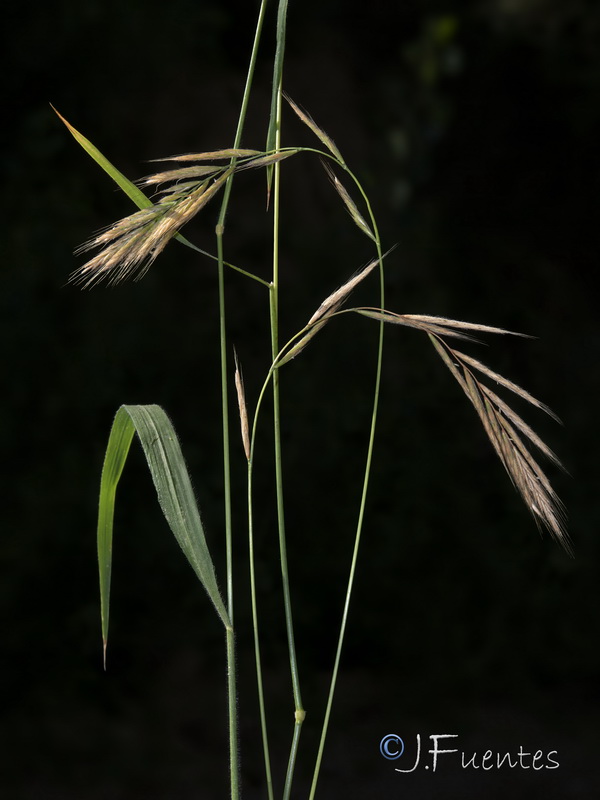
234,350,250,461
72,170,233,287
239,150,299,170
277,254,384,367
453,350,560,422
308,258,379,325
140,165,225,186
322,162,376,241
358,308,570,552
274,319,328,368
357,309,514,341
402,314,531,338
434,334,569,552
149,149,262,162
284,93,344,163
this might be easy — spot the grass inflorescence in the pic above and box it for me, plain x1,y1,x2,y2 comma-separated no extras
58,2,569,799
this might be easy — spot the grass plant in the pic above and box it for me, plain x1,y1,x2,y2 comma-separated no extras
57,3,570,798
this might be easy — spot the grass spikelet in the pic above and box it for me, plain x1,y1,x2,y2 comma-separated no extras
238,150,299,169
357,306,569,551
277,256,381,367
356,309,479,341
234,350,250,461
427,332,570,553
402,314,529,338
72,170,233,287
275,319,328,367
452,350,561,422
284,93,344,163
308,258,379,325
150,149,261,162
478,384,562,466
140,165,225,186
322,162,376,241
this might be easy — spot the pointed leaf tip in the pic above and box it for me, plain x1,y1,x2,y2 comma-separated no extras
96,405,230,661
53,105,152,212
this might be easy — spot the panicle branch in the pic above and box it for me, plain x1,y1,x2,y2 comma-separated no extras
72,150,299,287
357,308,570,552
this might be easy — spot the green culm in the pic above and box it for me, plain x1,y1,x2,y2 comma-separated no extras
57,2,569,798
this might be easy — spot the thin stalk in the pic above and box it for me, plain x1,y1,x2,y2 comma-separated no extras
184,237,271,286
269,10,305,796
214,234,234,618
309,226,386,799
217,0,269,625
245,320,335,800
247,453,275,800
270,283,304,725
244,330,303,800
225,626,239,800
213,3,269,799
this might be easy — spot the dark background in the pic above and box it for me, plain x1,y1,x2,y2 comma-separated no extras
2,0,598,797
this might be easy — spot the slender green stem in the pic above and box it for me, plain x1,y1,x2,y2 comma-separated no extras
309,215,386,800
217,0,269,620
225,625,239,800
247,453,275,800
214,235,233,616
244,320,301,800
269,284,304,723
213,3,269,799
182,236,271,287
283,719,304,800
245,155,386,800
269,7,306,796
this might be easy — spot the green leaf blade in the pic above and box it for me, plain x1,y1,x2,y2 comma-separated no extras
97,405,230,666
97,409,136,664
52,106,199,255
52,105,152,210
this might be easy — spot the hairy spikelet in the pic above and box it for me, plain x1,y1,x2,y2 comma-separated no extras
72,148,301,287
308,258,379,325
233,349,250,462
322,162,375,241
140,165,224,186
277,255,382,367
72,170,233,287
149,149,262,162
236,150,299,170
284,93,344,163
358,308,570,552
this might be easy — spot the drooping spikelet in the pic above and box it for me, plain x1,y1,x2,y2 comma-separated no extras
357,309,570,552
72,170,233,287
71,148,300,288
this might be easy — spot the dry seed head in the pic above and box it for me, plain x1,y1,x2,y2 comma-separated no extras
358,307,569,552
233,349,250,461
308,258,379,325
478,384,562,467
357,309,488,342
278,254,385,367
428,331,570,553
275,319,328,367
402,314,530,338
149,149,262,162
140,165,224,186
453,350,560,422
72,170,232,287
322,162,376,241
284,93,345,164
237,150,299,170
